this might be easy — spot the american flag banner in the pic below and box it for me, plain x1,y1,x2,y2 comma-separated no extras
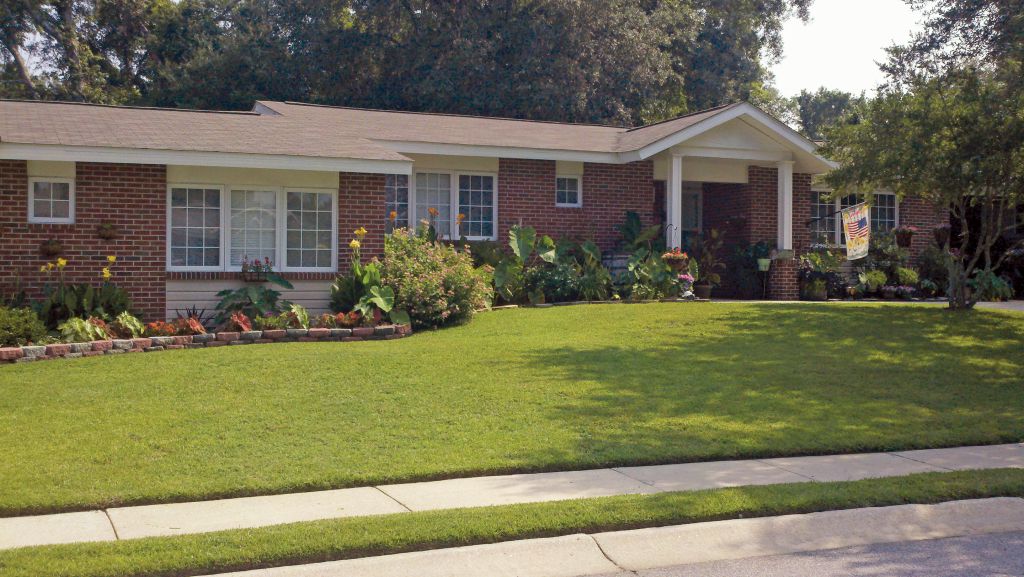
841,203,871,260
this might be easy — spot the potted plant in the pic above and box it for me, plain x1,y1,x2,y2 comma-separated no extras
661,247,689,272
96,222,119,240
933,224,951,248
692,229,725,299
752,241,773,272
240,256,273,283
893,225,918,248
40,238,64,257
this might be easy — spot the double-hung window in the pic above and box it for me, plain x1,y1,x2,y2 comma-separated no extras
556,176,581,207
404,172,497,240
168,185,337,272
28,178,75,224
811,190,899,247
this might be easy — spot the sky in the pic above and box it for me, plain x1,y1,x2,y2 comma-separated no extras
771,0,925,97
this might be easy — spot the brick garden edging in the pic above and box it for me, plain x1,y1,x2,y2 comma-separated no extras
0,324,413,365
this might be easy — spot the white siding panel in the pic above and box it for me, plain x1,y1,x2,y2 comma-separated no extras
166,279,333,320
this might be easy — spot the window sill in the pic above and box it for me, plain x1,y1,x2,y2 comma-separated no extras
166,271,337,282
555,203,583,209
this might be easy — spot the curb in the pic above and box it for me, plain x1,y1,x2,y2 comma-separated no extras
203,498,1024,577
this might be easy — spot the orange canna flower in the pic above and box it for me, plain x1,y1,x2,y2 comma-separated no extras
427,207,439,217
389,210,397,221
456,213,466,223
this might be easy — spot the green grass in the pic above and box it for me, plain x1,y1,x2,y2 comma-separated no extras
1,303,1022,516
2,469,1023,577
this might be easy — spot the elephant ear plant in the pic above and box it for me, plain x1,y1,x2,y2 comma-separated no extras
330,227,411,325
214,273,294,325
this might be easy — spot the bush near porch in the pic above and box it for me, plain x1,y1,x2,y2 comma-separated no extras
0,302,1021,516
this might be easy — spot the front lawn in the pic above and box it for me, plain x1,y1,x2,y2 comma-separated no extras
1,303,1022,515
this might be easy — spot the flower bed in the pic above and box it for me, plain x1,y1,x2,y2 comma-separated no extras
0,324,413,365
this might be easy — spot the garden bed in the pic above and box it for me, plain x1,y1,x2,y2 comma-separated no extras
0,324,412,365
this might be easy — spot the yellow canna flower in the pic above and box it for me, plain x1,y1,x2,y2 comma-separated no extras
56,258,67,269
349,239,361,249
46,262,55,271
107,255,117,264
39,265,47,273
456,213,466,223
354,226,368,238
101,267,112,281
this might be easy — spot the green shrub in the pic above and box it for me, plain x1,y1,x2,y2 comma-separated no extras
524,263,581,303
896,267,920,286
0,307,46,347
37,283,132,329
859,270,888,293
381,230,492,328
917,244,949,294
969,269,1014,301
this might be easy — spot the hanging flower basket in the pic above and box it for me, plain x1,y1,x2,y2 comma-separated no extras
661,248,690,271
894,225,918,248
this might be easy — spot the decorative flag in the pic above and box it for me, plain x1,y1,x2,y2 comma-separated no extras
841,203,871,260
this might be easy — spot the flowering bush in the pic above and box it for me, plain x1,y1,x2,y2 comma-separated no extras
381,229,492,328
677,273,695,293
145,320,178,337
35,256,132,329
0,307,46,346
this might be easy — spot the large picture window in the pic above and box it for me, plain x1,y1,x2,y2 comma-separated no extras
402,171,498,240
168,185,336,272
230,189,277,266
811,190,899,247
169,186,222,269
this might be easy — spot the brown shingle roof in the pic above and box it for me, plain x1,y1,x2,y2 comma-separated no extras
0,100,409,162
1,98,757,160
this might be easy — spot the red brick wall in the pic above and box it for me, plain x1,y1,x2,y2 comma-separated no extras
0,160,167,319
497,159,654,251
339,172,387,263
901,196,948,260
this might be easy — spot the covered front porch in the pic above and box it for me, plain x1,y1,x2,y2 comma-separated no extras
646,109,833,298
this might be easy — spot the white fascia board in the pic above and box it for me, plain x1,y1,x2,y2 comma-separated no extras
633,103,835,173
0,143,413,175
672,146,794,163
375,140,623,164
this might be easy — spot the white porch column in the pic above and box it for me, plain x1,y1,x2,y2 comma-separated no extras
776,160,794,250
667,154,684,249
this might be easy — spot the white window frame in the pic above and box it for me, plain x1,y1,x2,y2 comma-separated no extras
166,184,338,273
166,183,226,272
280,187,339,273
555,174,583,208
28,177,75,224
811,189,899,247
410,170,499,241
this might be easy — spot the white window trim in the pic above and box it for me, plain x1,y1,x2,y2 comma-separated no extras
411,170,499,241
811,189,899,247
279,187,339,273
555,174,583,208
166,184,338,273
166,183,226,273
28,177,75,224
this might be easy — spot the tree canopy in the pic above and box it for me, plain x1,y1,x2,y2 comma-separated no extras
0,0,811,125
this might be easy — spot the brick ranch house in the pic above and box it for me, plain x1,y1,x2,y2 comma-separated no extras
0,100,945,320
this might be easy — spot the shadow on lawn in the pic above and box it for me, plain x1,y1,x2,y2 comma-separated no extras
521,304,1024,467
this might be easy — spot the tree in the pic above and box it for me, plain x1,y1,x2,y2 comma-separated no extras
794,87,864,141
822,68,1024,309
0,0,814,125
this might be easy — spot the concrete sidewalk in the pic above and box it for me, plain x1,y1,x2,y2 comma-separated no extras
205,497,1024,577
1,443,1021,550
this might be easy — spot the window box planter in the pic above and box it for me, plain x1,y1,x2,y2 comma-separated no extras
240,271,269,283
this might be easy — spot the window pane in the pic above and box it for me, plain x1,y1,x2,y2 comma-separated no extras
51,201,70,219
810,191,836,245
170,188,220,267
51,183,70,201
458,175,495,238
285,191,334,270
556,177,580,206
681,192,700,231
871,193,897,232
230,189,276,266
415,173,451,237
33,181,51,199
33,200,51,219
